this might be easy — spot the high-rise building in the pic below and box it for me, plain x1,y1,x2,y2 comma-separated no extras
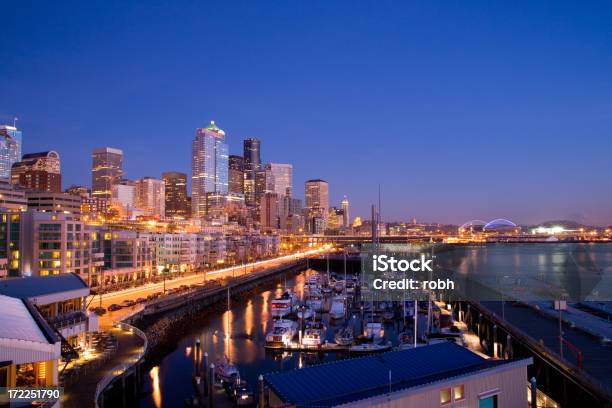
305,179,329,233
11,151,61,193
266,163,292,197
191,121,229,218
111,180,136,219
228,155,244,194
243,138,261,171
342,196,350,228
0,125,22,180
92,147,123,200
260,192,280,230
0,179,27,212
162,171,189,219
135,177,165,219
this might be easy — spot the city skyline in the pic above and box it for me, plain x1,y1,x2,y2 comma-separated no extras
2,2,612,225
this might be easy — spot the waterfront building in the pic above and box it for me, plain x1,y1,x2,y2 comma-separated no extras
191,121,229,219
111,180,136,219
0,210,21,277
94,230,153,287
228,155,244,194
341,196,350,228
260,191,280,230
0,125,22,180
135,176,165,220
150,233,198,274
0,273,99,350
264,342,532,408
26,191,82,217
162,171,189,219
305,179,329,233
0,294,61,389
265,163,292,197
91,147,123,200
0,179,27,212
19,211,99,280
11,151,61,193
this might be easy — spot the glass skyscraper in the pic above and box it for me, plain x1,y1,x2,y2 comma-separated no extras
0,125,22,180
191,121,229,218
92,147,124,200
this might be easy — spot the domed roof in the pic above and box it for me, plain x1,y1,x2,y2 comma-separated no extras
483,218,517,230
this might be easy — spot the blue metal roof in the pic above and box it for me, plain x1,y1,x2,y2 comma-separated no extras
264,342,519,407
0,273,88,299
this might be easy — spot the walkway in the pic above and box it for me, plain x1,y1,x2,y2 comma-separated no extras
62,325,144,408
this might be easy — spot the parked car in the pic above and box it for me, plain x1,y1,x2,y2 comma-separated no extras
108,304,122,311
121,300,136,307
135,297,146,304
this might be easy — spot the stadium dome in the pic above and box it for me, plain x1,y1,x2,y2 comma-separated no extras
483,218,518,233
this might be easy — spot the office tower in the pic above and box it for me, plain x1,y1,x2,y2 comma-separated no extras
244,171,256,207
228,155,244,194
111,180,136,219
135,177,165,219
342,196,350,228
191,121,229,218
162,171,189,219
266,163,292,197
243,138,261,171
11,151,61,193
305,179,329,233
260,192,280,230
92,147,123,200
0,125,22,180
205,192,245,222
254,169,268,206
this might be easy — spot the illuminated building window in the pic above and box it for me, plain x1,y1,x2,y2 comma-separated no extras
454,385,465,401
440,388,451,405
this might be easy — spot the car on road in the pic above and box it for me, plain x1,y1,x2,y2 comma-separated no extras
121,300,136,307
135,297,147,304
108,304,122,311
89,306,107,315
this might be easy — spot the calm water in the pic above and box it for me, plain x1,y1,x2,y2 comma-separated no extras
139,270,403,408
139,243,612,407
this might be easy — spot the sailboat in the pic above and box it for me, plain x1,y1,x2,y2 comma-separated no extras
216,288,239,384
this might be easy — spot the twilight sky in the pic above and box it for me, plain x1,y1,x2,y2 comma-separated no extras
1,1,611,225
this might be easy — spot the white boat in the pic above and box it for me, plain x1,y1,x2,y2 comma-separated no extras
397,332,415,350
215,357,239,384
349,341,392,353
345,280,356,295
271,291,297,317
306,293,324,312
302,321,326,347
329,296,346,320
296,306,314,320
265,319,298,347
364,322,384,343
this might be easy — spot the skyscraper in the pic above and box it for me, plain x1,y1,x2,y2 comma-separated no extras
305,179,329,233
266,163,292,197
92,147,124,200
228,155,244,194
0,125,22,180
135,176,165,219
11,151,61,193
243,138,261,171
243,138,261,207
260,192,280,230
341,196,350,228
162,171,189,219
191,121,229,218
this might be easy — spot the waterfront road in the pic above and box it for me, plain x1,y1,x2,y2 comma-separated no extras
90,248,331,327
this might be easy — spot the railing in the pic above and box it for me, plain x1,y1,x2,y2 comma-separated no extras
51,311,88,330
93,322,148,408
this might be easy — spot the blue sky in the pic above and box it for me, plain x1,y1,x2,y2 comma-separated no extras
1,1,611,225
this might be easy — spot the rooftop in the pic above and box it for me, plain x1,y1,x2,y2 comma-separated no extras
0,273,89,300
0,294,57,344
264,342,530,407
